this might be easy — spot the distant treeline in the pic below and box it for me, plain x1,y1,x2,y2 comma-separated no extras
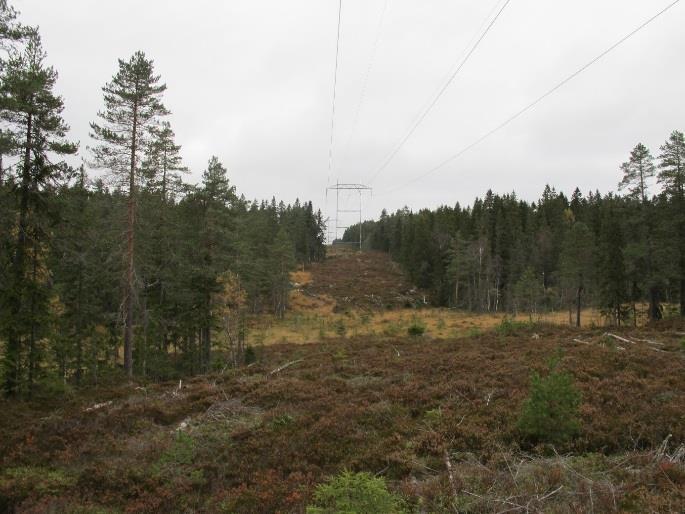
344,134,685,325
0,3,325,395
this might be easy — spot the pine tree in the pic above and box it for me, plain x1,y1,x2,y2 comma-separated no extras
658,130,685,316
89,51,168,376
619,143,655,203
0,1,33,181
141,120,187,201
0,0,33,54
619,143,661,320
0,34,76,394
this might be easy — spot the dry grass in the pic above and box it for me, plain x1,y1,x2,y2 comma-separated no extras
246,307,611,346
290,270,312,287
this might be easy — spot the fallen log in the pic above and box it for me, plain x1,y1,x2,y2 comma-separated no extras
270,359,304,375
604,332,634,344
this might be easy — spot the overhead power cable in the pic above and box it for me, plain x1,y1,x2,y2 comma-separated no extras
367,0,512,184
382,0,682,195
341,0,389,172
327,0,343,182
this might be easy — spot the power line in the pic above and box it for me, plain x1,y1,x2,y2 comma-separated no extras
340,0,389,173
327,0,343,182
382,0,682,195
367,0,512,184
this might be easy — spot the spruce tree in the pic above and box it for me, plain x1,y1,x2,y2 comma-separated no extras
560,221,594,326
89,51,168,376
598,207,627,326
513,267,544,320
269,226,295,318
196,156,236,370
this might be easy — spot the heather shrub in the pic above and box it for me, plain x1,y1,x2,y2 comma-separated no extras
306,471,405,514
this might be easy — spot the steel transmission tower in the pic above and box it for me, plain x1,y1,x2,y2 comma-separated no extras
326,182,372,249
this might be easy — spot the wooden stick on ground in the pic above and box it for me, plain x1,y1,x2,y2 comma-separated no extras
604,333,634,344
444,450,459,503
270,359,304,375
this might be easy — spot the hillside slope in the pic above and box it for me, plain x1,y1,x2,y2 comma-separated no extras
295,248,424,312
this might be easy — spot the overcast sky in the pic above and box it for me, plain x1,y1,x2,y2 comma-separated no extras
15,0,685,235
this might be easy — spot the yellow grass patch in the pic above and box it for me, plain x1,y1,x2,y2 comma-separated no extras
288,290,336,316
290,270,312,287
243,307,609,347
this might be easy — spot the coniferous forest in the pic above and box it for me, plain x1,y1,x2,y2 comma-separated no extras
344,135,685,326
0,4,325,395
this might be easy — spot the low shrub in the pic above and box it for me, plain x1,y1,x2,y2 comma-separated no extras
334,319,346,337
244,346,257,365
517,356,581,446
497,318,533,337
467,327,481,338
306,471,405,514
382,323,401,337
271,414,295,428
0,466,76,500
157,431,196,468
407,319,426,337
423,408,442,425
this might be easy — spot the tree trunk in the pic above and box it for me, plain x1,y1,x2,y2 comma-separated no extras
681,251,685,317
161,147,167,202
28,241,38,396
4,112,32,396
202,326,211,373
647,285,661,321
576,286,582,328
75,266,83,385
633,302,637,327
124,99,139,378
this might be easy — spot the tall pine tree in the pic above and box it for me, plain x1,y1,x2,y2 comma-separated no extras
0,34,76,394
89,51,168,376
658,130,685,316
